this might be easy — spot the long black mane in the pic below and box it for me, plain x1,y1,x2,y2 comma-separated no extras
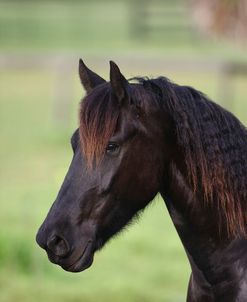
142,77,247,238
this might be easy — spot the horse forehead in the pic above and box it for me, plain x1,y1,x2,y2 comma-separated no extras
116,110,140,136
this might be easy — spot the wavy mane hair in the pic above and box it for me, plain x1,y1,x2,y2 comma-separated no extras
79,77,247,238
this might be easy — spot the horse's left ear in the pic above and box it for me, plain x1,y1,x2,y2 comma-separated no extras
109,61,130,105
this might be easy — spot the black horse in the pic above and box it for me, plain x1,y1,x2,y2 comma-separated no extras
36,60,247,301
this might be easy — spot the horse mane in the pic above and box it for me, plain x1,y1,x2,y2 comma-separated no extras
79,76,247,239
141,77,247,239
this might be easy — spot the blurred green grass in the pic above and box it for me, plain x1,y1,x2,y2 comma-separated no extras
1,0,247,301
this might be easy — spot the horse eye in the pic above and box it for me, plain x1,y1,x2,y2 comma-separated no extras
106,142,119,154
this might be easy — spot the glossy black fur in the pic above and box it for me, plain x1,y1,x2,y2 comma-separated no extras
36,60,247,301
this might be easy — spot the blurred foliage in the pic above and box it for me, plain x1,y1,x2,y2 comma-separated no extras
191,0,247,46
0,0,246,58
0,0,128,52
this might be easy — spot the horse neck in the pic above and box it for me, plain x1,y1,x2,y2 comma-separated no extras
160,162,247,300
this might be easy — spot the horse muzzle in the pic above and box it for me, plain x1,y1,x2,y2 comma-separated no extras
36,225,95,273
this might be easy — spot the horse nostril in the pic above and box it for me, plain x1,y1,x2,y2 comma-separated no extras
47,234,70,257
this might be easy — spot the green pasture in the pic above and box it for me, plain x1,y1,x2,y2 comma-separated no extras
1,0,247,301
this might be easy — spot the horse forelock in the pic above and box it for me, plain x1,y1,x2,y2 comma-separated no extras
79,84,120,168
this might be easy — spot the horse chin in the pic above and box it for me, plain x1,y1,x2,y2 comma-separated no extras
62,241,95,273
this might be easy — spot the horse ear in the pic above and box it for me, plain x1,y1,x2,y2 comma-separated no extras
79,59,106,93
109,61,129,104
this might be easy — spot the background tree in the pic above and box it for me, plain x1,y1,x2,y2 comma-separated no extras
191,0,247,45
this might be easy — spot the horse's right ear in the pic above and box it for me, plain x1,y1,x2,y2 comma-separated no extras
109,61,130,105
79,59,106,93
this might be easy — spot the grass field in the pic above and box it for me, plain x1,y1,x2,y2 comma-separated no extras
0,1,247,301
